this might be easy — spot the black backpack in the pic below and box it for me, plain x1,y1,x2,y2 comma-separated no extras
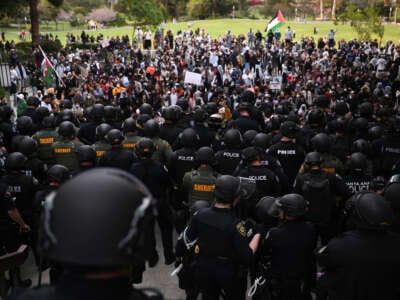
301,174,333,223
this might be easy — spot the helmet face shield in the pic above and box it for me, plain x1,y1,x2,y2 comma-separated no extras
39,168,156,267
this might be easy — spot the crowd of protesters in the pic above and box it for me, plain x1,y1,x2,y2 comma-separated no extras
0,24,400,300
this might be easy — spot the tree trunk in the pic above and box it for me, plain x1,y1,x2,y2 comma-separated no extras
30,0,40,46
331,0,336,20
320,0,323,20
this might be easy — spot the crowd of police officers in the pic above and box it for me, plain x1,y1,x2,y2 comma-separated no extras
0,83,400,300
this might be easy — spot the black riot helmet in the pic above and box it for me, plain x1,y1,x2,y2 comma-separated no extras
27,96,40,107
252,132,272,150
17,116,33,134
280,121,298,138
333,117,347,133
189,200,210,216
135,138,156,158
139,103,154,116
162,105,182,121
351,139,371,156
6,152,27,172
0,105,13,122
274,193,308,218
214,175,241,204
348,152,367,173
307,109,325,127
195,146,214,165
57,109,75,124
36,106,50,120
104,106,116,121
203,101,218,116
105,129,124,145
58,121,76,138
47,164,71,184
359,102,373,119
384,175,400,210
255,196,279,224
91,103,105,119
18,136,38,157
176,98,189,111
42,115,56,129
351,117,368,132
368,126,384,141
241,146,261,165
345,192,394,230
334,101,349,116
122,118,137,134
304,151,322,167
267,116,281,132
193,108,208,123
223,129,242,148
39,168,155,267
143,119,160,138
243,130,258,146
59,99,73,110
180,128,199,148
311,133,331,153
136,114,152,130
95,123,113,141
76,145,96,163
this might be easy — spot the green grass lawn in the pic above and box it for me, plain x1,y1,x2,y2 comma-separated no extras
2,19,400,46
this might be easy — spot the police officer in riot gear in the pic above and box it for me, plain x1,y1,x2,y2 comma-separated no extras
143,119,172,166
121,117,141,153
52,121,83,172
12,116,35,151
18,136,47,183
294,152,351,245
252,132,290,193
343,152,372,195
77,103,105,145
168,128,199,232
98,129,135,171
182,147,218,207
214,129,243,175
258,194,316,300
383,175,400,233
92,123,112,159
10,168,164,300
32,115,58,166
76,145,97,173
268,121,305,187
0,105,15,151
176,175,261,300
160,105,183,148
3,152,39,266
317,192,400,300
130,138,174,266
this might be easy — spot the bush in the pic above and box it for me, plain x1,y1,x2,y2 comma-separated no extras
40,39,63,54
0,87,6,99
108,13,128,27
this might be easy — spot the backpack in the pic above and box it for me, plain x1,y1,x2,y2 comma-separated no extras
301,174,333,223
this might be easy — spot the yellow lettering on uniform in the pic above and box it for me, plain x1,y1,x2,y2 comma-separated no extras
123,143,135,149
194,184,215,192
322,167,335,173
39,138,54,144
54,148,72,154
96,150,105,157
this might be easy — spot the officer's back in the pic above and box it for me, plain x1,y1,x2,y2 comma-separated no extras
98,129,135,172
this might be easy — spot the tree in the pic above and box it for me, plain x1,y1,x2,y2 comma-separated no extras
338,5,384,41
123,0,164,26
86,8,117,23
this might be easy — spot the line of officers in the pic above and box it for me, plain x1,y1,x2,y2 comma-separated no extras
0,94,400,299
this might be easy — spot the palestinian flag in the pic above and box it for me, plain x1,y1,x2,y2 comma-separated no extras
41,57,54,86
266,10,285,33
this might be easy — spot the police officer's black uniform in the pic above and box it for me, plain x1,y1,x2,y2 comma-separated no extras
317,192,400,300
176,175,259,300
214,129,242,175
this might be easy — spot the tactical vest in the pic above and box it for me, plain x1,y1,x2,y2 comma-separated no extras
52,140,80,171
92,141,112,158
33,129,59,165
186,168,217,206
122,135,141,153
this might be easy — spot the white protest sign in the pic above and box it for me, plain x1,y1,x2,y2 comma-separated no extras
184,71,203,86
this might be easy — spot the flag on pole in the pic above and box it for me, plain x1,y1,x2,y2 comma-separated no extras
266,10,286,33
41,57,54,87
